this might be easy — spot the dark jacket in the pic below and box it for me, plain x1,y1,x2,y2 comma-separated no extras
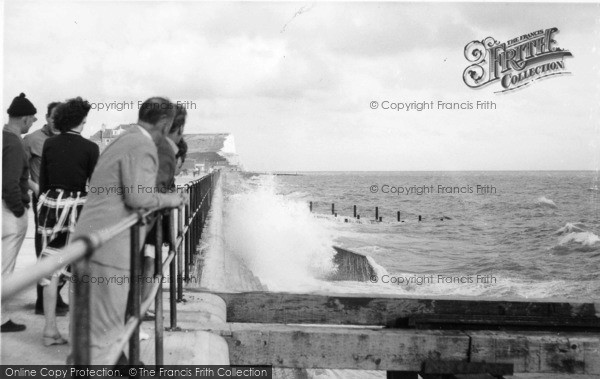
2,130,30,217
39,132,99,194
23,124,55,183
156,136,176,192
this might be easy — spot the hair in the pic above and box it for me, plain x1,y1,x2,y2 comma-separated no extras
169,104,187,134
53,97,91,133
47,102,61,116
138,97,175,125
176,137,188,163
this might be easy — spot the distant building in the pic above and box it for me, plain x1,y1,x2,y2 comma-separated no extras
184,133,242,173
89,127,242,173
89,124,127,152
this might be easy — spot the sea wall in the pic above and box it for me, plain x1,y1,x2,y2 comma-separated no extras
190,174,265,292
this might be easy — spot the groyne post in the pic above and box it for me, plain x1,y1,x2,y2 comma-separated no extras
375,207,379,221
418,215,422,222
332,203,335,215
309,201,313,212
353,205,357,218
397,211,400,222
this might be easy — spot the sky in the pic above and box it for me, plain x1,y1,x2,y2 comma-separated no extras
3,1,600,171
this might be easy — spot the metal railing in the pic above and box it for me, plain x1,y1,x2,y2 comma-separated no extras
1,170,220,367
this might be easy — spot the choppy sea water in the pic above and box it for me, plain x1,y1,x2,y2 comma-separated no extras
220,171,600,300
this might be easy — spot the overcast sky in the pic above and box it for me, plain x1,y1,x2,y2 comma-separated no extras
4,1,600,171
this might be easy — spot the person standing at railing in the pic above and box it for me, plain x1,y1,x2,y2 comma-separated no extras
68,97,186,365
23,101,70,317
2,93,38,333
175,137,188,176
37,97,99,346
141,103,187,328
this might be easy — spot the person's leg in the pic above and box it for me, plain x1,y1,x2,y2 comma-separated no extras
56,281,69,310
35,192,69,314
42,276,66,344
139,249,155,338
32,193,41,255
87,263,130,365
1,201,28,327
33,194,46,313
141,246,155,301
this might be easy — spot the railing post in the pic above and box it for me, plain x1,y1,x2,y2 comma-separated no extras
193,181,198,255
177,206,184,302
184,193,190,282
209,175,213,205
192,182,197,255
199,180,204,235
73,254,91,366
129,221,141,366
154,212,164,365
169,210,178,330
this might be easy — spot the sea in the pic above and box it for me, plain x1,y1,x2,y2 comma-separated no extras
220,171,600,301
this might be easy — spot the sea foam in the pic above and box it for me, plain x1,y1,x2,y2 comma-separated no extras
222,174,338,291
536,196,557,208
559,231,600,247
554,222,586,235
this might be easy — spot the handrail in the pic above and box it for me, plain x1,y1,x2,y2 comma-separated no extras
1,169,220,367
1,208,157,300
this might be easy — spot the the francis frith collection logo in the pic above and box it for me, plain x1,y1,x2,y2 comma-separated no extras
463,27,573,93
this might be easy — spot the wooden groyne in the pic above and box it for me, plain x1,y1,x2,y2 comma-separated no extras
310,201,441,224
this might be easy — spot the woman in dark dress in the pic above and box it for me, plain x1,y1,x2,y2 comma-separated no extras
37,97,99,346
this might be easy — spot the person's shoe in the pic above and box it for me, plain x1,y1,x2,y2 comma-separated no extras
43,334,68,346
139,327,150,341
142,311,155,321
1,320,26,333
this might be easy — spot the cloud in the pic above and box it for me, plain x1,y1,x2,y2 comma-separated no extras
3,1,599,171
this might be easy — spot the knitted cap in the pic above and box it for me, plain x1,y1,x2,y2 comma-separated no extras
7,93,37,117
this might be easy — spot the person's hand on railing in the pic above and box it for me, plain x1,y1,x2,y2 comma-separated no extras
162,193,184,209
178,191,189,207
